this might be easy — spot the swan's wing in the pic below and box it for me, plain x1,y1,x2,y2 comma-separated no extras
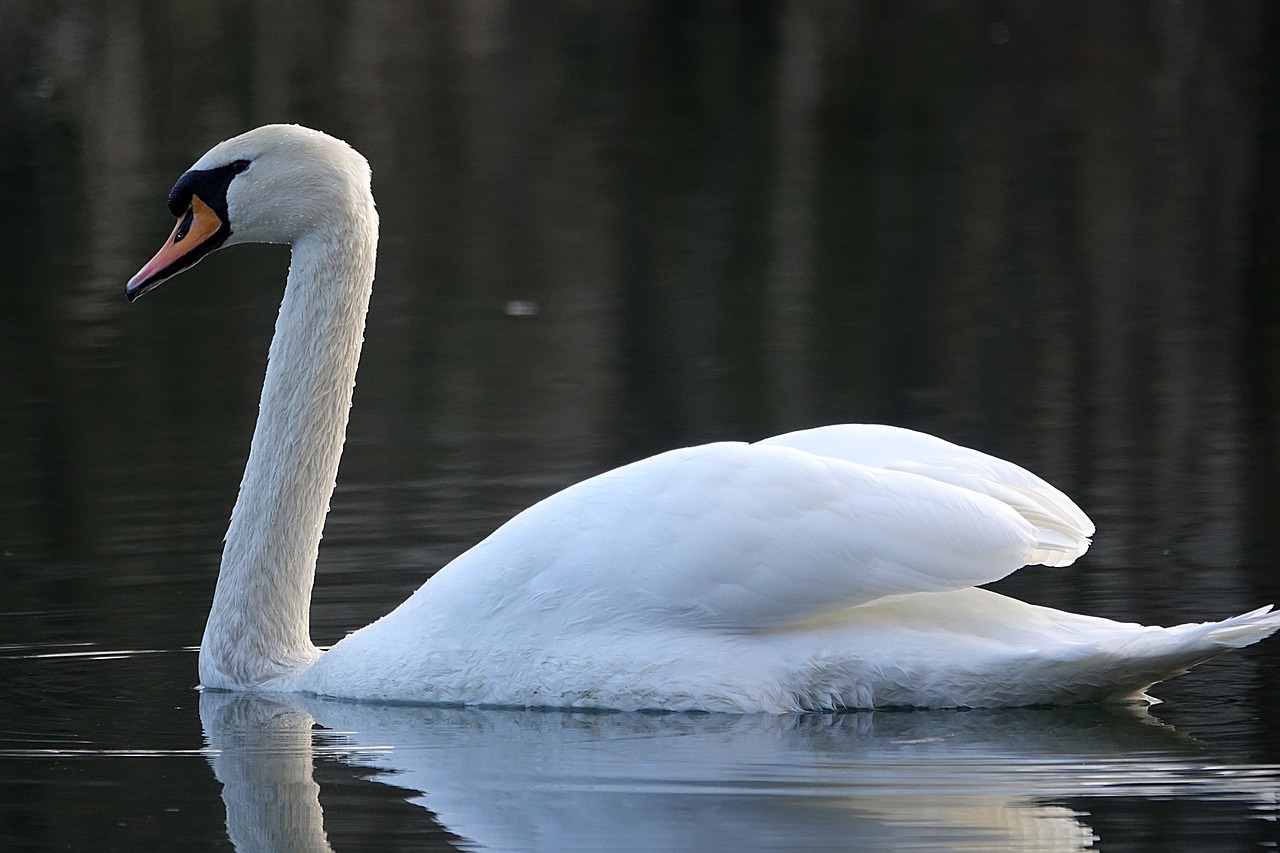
759,425,1094,567
426,440,1078,632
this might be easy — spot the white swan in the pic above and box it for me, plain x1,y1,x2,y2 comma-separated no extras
127,124,1280,712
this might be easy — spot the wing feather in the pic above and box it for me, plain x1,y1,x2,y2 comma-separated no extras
759,425,1094,566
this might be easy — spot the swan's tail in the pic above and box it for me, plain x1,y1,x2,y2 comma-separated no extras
1094,605,1280,703
776,590,1280,711
1175,605,1280,651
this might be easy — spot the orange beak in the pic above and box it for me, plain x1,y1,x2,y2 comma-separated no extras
126,194,227,301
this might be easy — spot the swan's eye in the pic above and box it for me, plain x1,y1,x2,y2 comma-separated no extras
174,207,194,243
231,159,250,174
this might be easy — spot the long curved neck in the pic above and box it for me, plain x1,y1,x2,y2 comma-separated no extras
200,202,377,690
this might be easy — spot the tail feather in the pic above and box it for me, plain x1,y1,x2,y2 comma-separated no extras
1023,605,1280,706
1188,605,1280,650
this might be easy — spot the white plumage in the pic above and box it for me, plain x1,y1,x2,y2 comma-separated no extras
128,125,1280,713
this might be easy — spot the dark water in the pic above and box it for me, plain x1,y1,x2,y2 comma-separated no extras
4,2,1280,850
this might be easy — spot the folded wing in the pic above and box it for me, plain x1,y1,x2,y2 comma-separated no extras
437,428,1094,633
759,425,1094,567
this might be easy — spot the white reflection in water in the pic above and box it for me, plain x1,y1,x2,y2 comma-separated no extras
200,693,1280,852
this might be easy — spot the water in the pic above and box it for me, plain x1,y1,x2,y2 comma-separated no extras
5,647,1280,851
4,1,1280,849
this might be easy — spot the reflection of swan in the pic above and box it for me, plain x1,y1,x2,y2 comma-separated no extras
203,695,332,853
200,692,1280,853
129,124,1280,711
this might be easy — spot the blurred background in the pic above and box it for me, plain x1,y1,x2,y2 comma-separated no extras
4,0,1278,614
2,1,1280,847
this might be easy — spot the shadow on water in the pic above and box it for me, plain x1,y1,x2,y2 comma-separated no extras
201,691,1280,852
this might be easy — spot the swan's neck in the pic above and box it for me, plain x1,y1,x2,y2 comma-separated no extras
200,206,377,690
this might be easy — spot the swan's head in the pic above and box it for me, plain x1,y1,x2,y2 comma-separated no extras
126,124,373,301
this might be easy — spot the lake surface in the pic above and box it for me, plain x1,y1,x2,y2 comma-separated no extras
4,2,1280,850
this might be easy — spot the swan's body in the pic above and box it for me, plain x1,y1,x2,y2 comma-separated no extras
128,125,1280,712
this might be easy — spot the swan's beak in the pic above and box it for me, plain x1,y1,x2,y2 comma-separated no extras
126,195,227,302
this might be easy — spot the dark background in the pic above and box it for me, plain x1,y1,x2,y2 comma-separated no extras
2,2,1279,849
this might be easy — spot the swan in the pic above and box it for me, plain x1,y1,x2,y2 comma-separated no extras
126,124,1280,712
